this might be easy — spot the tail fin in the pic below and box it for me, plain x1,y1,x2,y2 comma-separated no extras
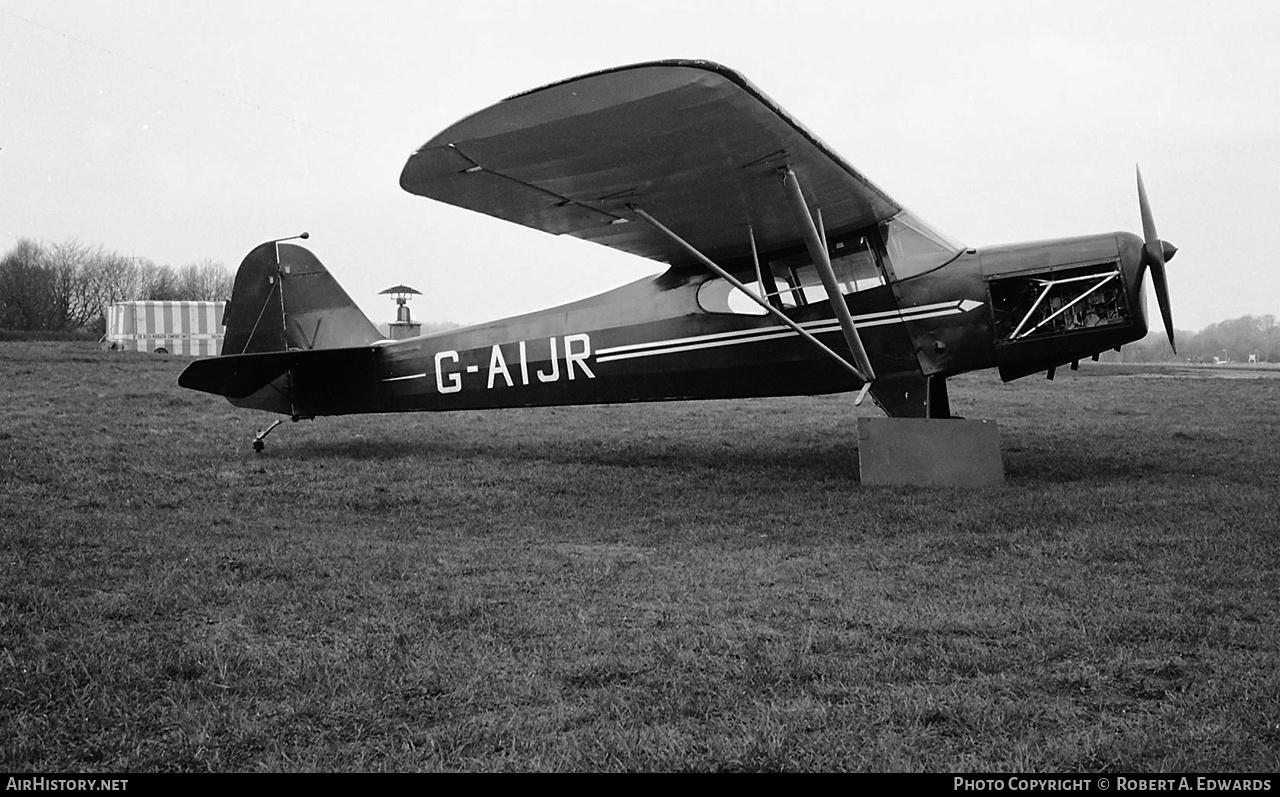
222,241,381,355
180,241,383,415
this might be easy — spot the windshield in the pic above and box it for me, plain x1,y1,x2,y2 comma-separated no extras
880,211,964,280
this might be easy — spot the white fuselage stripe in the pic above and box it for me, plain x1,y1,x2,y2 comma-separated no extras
597,330,807,363
594,300,981,364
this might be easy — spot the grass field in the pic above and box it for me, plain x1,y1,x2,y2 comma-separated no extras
1,342,1277,772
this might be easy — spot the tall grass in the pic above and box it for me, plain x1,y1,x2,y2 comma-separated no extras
1,343,1277,771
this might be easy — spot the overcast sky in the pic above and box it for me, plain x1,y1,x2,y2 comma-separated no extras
3,0,1276,332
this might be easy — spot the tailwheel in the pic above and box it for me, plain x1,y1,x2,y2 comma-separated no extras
252,420,285,453
250,414,314,452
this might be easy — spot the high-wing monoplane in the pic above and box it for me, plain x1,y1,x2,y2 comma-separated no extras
180,60,1177,476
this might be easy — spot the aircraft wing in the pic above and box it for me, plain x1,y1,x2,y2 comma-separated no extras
399,60,902,268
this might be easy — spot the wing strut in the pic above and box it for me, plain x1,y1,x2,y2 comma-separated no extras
780,168,876,383
749,225,784,311
628,205,870,387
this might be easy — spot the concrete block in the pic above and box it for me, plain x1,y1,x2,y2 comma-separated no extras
857,417,1004,488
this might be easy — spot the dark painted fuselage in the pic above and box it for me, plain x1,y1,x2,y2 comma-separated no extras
213,228,1153,421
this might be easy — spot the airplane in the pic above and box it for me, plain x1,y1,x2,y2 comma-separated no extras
179,59,1177,466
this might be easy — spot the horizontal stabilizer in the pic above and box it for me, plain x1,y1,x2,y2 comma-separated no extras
180,345,382,416
178,350,304,399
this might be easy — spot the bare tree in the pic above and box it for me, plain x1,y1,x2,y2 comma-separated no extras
0,239,53,330
137,260,180,300
91,252,142,310
46,239,109,330
175,260,233,301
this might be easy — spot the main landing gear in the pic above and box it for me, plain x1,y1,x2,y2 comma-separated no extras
251,414,313,453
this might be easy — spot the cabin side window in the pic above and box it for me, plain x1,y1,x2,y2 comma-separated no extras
697,233,885,315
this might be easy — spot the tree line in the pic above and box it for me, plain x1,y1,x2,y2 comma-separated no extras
3,237,1274,362
1105,314,1280,364
0,238,234,334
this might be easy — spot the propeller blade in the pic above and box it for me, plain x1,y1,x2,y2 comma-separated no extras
1149,258,1176,354
1137,166,1176,353
1137,166,1158,243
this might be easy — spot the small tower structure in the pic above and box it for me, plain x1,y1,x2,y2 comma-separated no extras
380,284,422,340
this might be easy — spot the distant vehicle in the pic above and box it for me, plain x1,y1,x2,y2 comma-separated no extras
104,301,225,356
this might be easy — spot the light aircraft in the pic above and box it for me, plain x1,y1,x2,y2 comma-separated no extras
179,60,1176,461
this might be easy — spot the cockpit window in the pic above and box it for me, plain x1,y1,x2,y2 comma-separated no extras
880,211,963,279
697,277,768,315
697,233,886,315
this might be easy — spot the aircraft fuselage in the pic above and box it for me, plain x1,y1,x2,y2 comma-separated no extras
221,229,1153,420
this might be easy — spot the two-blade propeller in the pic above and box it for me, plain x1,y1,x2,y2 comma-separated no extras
1137,166,1179,353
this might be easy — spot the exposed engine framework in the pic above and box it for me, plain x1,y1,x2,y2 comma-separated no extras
989,262,1130,342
